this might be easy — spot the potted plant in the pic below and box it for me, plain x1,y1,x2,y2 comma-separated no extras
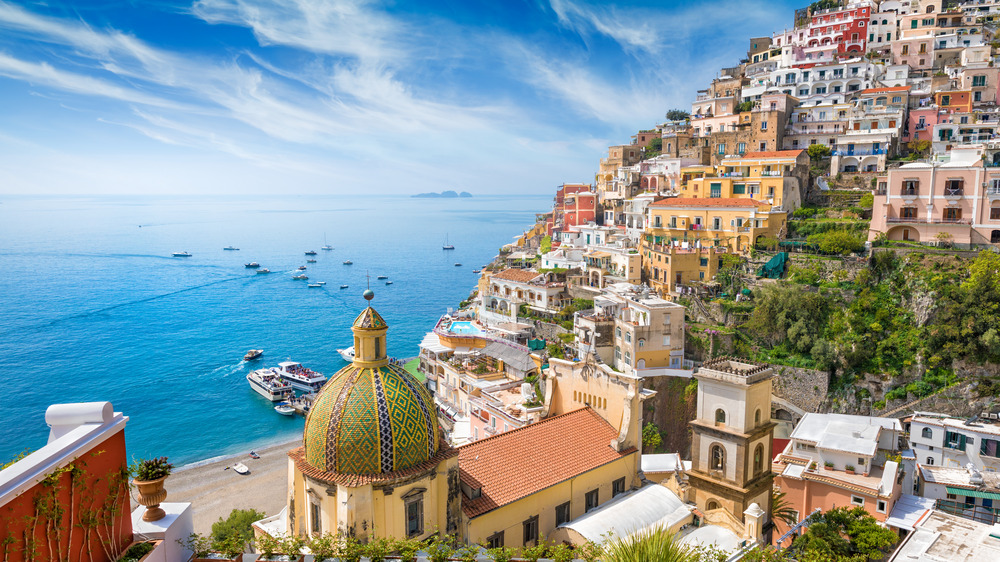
306,533,337,562
116,539,161,562
181,533,243,562
254,534,304,562
824,461,834,470
845,464,856,475
130,457,173,522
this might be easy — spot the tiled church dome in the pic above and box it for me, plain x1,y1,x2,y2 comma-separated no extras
303,298,439,475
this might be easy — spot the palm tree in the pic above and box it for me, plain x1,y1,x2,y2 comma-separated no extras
772,491,799,528
601,525,700,562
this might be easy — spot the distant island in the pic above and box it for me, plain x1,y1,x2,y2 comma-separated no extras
411,191,472,198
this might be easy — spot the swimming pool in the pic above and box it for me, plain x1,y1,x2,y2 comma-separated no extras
449,321,483,335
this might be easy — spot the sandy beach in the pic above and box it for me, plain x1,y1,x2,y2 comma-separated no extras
162,438,300,535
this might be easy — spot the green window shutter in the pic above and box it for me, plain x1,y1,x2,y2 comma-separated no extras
733,184,746,194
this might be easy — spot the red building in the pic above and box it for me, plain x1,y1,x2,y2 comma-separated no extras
808,2,871,54
549,183,595,236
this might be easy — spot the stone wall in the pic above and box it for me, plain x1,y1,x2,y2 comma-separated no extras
771,366,830,415
642,376,698,458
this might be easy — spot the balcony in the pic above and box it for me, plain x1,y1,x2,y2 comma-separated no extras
900,188,919,196
886,217,971,224
833,148,887,156
943,187,965,197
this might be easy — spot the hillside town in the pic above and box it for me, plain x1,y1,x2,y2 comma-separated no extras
5,0,1000,560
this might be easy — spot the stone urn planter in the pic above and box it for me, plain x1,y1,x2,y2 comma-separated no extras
134,476,168,522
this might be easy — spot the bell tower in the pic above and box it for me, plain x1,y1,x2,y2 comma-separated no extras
351,289,389,369
687,357,774,525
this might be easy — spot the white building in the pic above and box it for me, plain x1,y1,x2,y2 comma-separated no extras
909,413,1000,471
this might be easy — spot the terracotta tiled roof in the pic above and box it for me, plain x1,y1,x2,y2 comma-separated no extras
859,86,910,94
288,445,458,487
649,197,764,208
738,150,804,159
458,407,635,518
491,269,543,283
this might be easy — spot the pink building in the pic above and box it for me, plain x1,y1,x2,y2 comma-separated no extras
906,107,944,143
870,146,1000,246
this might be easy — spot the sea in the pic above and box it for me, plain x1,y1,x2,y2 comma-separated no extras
0,194,546,467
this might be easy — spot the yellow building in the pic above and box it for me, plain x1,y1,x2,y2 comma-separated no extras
286,290,461,541
680,151,807,211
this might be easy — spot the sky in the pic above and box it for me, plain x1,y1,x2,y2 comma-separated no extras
0,0,798,195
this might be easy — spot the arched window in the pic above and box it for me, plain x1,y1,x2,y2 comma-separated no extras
715,408,726,425
711,445,726,472
754,444,764,475
707,499,720,511
922,427,933,439
754,409,762,426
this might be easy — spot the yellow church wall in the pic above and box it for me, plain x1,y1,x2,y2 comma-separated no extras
465,453,639,548
370,456,457,541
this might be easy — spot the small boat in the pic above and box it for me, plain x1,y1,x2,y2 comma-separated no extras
244,349,263,361
305,250,317,256
454,263,462,267
307,258,317,263
297,266,307,270
274,404,295,416
245,262,260,268
340,284,349,289
232,462,250,475
249,451,260,459
343,260,353,265
292,274,308,280
385,281,393,285
377,275,388,280
443,234,455,250
256,268,271,274
223,246,239,251
472,269,481,273
308,283,322,288
246,369,293,401
316,281,326,285
321,245,334,251
172,251,192,257
337,346,356,362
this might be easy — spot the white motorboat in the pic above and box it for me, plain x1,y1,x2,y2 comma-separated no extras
292,274,308,280
275,361,327,393
340,284,349,289
377,275,388,280
385,281,393,285
308,283,322,288
245,262,260,268
232,462,250,475
244,349,263,361
337,346,355,362
172,251,192,257
274,403,295,416
305,250,317,256
256,268,271,274
307,258,317,263
223,246,239,251
247,369,293,401
316,281,326,285
297,266,307,270
343,260,353,265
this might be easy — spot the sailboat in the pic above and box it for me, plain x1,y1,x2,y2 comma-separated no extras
442,234,455,250
322,233,334,251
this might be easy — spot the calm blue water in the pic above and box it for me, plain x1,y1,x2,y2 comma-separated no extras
0,195,544,466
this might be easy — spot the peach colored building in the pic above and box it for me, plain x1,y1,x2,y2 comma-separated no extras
869,146,1000,246
771,413,904,546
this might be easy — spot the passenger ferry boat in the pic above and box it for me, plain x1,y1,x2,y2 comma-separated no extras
247,369,293,401
275,361,327,392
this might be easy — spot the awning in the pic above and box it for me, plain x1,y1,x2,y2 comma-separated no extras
945,487,1000,500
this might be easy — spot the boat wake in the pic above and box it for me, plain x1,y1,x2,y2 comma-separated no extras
212,361,247,379
0,276,247,337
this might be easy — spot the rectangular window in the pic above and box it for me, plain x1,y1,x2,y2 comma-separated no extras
942,95,950,106
761,121,768,131
486,532,504,549
585,489,599,512
974,75,987,87
851,495,865,507
523,516,539,544
613,477,626,497
733,183,746,194
944,208,963,221
555,502,571,526
311,501,322,534
902,44,909,55
662,335,671,346
737,142,746,154
717,143,726,155
901,207,916,219
991,207,1000,220
877,500,887,513
976,91,983,102
700,258,709,267
710,183,722,198
405,496,424,537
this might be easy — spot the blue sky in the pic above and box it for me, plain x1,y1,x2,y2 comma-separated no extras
0,0,797,195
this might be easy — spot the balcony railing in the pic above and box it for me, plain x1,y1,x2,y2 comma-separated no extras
833,148,887,156
886,217,971,224
944,187,965,197
900,188,919,196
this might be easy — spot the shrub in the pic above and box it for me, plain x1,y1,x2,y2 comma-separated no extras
211,508,266,544
792,207,819,219
118,541,156,562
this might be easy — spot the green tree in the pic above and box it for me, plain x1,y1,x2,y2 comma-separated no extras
907,138,931,157
857,193,874,208
806,230,864,255
539,236,552,254
806,144,832,159
211,508,266,544
642,423,663,452
771,491,799,528
602,525,699,562
666,109,690,121
791,507,897,561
